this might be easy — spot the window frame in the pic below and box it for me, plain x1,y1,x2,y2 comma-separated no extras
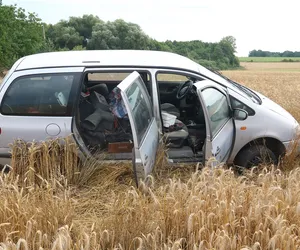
0,72,82,117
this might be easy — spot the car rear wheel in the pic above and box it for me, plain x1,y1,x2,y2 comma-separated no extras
234,145,278,173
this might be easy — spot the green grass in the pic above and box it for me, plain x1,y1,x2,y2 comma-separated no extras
239,57,300,62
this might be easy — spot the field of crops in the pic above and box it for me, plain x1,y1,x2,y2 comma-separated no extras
0,62,300,249
239,57,300,62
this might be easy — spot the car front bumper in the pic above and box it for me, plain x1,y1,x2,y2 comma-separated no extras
282,140,300,155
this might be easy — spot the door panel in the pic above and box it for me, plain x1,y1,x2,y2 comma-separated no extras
0,67,84,157
197,80,235,164
211,119,234,161
117,71,159,182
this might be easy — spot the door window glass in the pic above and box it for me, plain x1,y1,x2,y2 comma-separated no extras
125,79,152,145
1,73,79,116
202,88,230,137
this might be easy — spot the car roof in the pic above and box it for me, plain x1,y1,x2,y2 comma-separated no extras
15,50,200,71
14,50,231,87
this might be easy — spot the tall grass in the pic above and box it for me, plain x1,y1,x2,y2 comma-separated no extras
10,137,80,187
0,136,299,249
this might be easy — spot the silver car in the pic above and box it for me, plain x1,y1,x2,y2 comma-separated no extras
1,50,299,181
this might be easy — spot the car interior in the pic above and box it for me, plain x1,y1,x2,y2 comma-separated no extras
75,71,207,163
156,73,206,162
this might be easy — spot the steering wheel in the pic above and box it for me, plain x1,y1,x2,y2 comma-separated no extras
176,80,193,100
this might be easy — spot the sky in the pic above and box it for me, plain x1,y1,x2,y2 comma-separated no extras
3,0,300,56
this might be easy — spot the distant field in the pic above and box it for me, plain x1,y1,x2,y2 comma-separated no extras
239,57,300,62
237,62,300,72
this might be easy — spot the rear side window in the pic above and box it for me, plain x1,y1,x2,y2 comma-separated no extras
1,73,80,116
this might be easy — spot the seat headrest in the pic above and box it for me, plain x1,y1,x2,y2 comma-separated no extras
89,83,109,97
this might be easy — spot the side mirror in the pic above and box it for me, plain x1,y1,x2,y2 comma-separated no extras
233,108,248,121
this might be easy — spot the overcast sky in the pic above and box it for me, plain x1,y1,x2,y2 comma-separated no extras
4,0,300,56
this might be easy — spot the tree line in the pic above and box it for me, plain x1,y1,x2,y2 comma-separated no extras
249,49,300,57
0,4,240,72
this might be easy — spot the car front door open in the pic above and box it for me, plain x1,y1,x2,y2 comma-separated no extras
197,80,235,165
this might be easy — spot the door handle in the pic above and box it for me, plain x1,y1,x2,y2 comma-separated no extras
215,146,221,156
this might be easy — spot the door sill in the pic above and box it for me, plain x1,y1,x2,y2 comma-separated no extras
167,157,204,164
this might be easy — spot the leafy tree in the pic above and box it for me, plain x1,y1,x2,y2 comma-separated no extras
87,19,151,50
156,39,239,70
0,4,44,69
249,49,300,57
0,3,239,70
221,36,237,53
45,22,83,50
68,15,103,39
72,45,86,51
46,15,102,50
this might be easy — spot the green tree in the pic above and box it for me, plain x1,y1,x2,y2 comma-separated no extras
45,22,83,50
87,19,151,50
0,3,239,71
46,15,102,49
0,4,44,69
68,15,103,39
220,36,237,53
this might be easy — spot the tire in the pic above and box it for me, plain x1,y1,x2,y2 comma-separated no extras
234,145,278,172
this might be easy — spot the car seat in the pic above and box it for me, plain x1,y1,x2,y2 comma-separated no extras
89,83,110,100
161,103,180,117
164,119,189,148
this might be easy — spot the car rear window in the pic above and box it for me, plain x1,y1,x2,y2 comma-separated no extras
1,73,80,116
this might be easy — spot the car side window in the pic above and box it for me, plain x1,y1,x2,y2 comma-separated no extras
125,79,152,146
1,73,79,116
202,88,230,137
156,73,190,83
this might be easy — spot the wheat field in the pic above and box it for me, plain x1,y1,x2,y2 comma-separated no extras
0,63,299,249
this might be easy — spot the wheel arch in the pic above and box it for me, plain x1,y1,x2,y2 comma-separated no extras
233,137,286,164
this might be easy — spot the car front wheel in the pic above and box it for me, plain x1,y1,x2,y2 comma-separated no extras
234,145,278,173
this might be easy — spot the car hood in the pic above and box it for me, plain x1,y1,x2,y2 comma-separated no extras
254,90,297,122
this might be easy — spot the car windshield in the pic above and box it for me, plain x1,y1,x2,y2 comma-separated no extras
205,67,262,104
